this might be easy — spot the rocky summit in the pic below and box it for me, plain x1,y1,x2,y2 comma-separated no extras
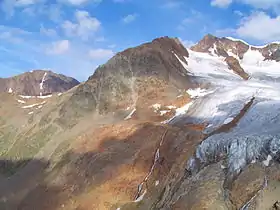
1,35,280,210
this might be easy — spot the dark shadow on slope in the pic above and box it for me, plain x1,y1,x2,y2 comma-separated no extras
0,122,202,210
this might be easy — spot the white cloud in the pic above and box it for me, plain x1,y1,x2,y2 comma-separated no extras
211,0,280,11
0,25,30,43
211,0,232,8
46,40,70,55
89,49,114,59
113,0,127,2
161,1,182,9
62,10,101,40
22,4,63,23
234,10,244,17
177,10,203,30
179,38,195,48
108,44,116,48
59,0,102,5
236,11,280,42
122,14,137,24
0,0,44,17
40,25,57,37
15,0,41,6
238,0,280,10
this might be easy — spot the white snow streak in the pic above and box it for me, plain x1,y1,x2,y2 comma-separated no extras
166,105,176,109
124,108,136,120
37,95,52,99
19,95,36,99
39,72,47,96
22,101,46,109
223,117,234,124
134,190,146,202
17,99,26,104
160,110,170,116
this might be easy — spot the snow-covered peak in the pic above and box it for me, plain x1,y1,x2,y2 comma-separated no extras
226,36,280,48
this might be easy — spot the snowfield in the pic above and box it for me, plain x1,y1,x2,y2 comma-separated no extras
171,48,280,174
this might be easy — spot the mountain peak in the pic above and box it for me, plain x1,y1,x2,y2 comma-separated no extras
0,70,79,96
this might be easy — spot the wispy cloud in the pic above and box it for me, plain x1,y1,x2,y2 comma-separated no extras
89,48,114,59
46,40,70,55
161,0,182,9
122,13,138,24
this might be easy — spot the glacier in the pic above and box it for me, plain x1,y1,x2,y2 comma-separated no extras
173,48,280,175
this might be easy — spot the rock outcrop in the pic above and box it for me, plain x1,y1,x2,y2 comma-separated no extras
225,56,249,80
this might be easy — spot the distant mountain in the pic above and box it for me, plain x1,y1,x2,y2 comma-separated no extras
0,70,80,96
190,34,280,80
191,34,280,61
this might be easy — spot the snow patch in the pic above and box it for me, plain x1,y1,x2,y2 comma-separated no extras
19,95,34,99
227,49,239,60
22,101,46,109
175,101,194,116
166,105,176,109
242,47,265,66
37,94,52,99
8,88,13,93
151,103,161,112
160,110,170,116
155,180,160,186
134,190,146,202
17,99,26,104
221,164,226,169
263,155,272,166
209,43,217,56
28,111,34,115
223,117,234,124
187,88,214,99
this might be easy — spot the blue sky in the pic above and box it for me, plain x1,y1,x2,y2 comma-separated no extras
1,0,280,81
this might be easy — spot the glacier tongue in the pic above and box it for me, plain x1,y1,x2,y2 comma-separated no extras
175,48,280,175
